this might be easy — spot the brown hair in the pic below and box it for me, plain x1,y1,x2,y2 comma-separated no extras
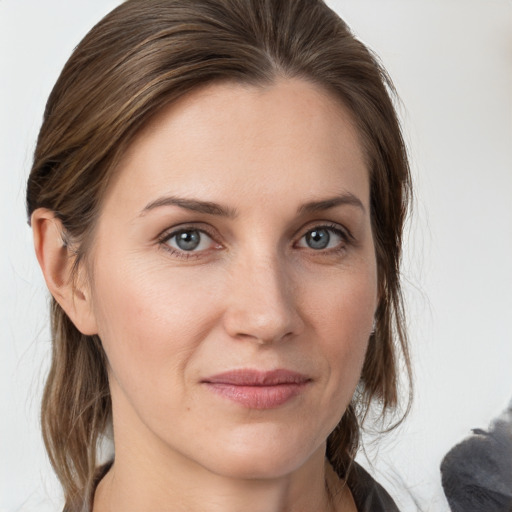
27,0,412,509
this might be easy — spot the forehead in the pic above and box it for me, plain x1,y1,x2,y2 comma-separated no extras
103,78,369,215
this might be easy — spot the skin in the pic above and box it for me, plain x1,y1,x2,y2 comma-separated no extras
33,78,377,512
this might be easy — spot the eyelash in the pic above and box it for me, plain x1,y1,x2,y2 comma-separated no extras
157,223,352,260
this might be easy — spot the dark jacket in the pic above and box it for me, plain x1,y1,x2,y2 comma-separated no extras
348,462,401,512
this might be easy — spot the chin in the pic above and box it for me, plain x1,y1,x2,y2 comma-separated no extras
205,452,307,481
195,425,325,480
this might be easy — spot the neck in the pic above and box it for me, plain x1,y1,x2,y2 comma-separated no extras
93,430,353,512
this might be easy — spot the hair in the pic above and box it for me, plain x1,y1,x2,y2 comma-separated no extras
26,0,412,509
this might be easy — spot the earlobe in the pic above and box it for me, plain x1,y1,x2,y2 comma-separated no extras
31,208,98,335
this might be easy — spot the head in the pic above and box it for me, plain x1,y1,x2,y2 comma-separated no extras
27,0,411,509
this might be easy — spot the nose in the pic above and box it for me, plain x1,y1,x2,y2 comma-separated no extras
222,253,304,344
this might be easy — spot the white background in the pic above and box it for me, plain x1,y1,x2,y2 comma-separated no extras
1,1,511,511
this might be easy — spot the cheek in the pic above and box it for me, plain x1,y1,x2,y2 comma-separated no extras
302,261,377,392
307,261,376,337
90,256,222,392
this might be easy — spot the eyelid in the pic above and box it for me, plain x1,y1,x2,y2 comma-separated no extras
296,222,352,242
157,222,217,242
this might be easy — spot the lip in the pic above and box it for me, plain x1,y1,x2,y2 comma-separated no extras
201,369,311,409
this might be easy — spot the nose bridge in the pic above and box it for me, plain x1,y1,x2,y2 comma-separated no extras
223,246,303,343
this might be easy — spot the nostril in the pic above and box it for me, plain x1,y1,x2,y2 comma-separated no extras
227,311,299,345
222,258,305,343
222,296,303,344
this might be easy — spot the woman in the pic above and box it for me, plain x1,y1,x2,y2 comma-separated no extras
27,0,412,510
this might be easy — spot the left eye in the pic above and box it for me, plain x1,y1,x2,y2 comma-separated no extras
165,229,215,252
297,226,345,250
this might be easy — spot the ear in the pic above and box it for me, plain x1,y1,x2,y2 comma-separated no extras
31,208,98,335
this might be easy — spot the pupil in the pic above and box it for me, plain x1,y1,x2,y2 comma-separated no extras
307,229,330,249
176,230,200,251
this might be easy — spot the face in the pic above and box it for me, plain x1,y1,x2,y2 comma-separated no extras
87,78,378,479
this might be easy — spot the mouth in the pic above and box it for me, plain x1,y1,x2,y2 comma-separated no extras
201,369,311,409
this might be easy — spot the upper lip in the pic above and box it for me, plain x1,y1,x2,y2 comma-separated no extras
202,369,311,386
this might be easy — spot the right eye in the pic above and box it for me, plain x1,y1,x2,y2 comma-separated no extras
161,228,220,258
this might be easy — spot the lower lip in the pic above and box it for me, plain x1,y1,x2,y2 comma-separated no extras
204,382,309,409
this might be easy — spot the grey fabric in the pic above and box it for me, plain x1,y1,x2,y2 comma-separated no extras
441,399,512,512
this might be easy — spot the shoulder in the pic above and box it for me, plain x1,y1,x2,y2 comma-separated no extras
346,462,401,512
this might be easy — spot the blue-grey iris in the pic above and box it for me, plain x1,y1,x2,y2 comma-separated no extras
176,230,201,251
306,228,330,249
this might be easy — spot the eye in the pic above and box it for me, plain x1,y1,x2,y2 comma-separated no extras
297,225,347,251
163,228,217,253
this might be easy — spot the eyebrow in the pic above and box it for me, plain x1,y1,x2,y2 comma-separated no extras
140,196,238,218
140,192,365,218
297,193,366,215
